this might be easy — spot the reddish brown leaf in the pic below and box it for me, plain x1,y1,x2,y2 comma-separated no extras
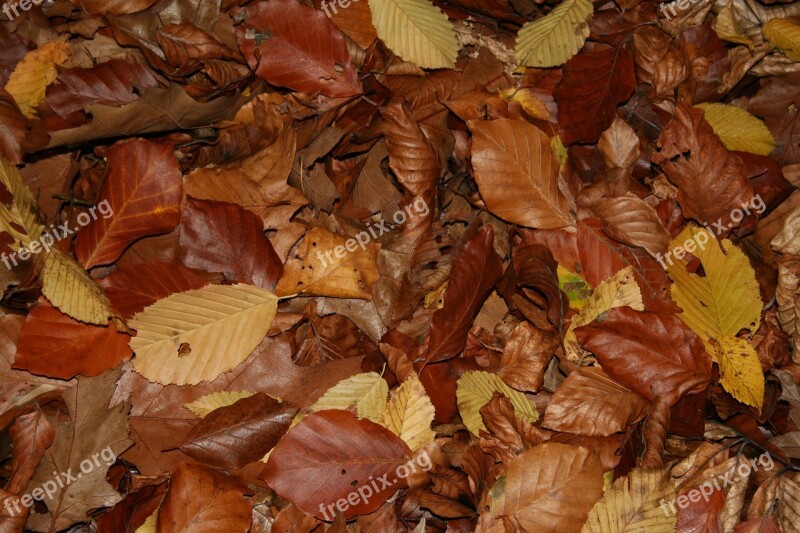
425,226,503,363
157,462,252,533
235,0,360,98
652,103,754,227
13,298,131,379
45,59,160,125
512,243,568,330
98,260,211,319
75,139,182,269
179,198,283,290
574,307,712,405
260,409,412,519
554,43,636,145
381,103,442,197
80,0,158,15
156,24,243,67
94,480,168,533
180,393,297,470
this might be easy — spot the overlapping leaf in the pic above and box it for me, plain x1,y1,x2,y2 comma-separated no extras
515,0,593,67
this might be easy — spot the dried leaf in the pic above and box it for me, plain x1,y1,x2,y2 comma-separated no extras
515,0,593,68
380,373,435,451
456,370,538,436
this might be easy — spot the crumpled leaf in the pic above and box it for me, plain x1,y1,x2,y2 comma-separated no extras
130,284,278,386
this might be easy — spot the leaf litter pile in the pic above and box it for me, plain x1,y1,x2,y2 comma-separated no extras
4,0,800,530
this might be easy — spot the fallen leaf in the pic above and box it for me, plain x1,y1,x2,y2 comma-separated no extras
515,0,593,68
456,370,538,436
380,373,435,451
309,372,389,422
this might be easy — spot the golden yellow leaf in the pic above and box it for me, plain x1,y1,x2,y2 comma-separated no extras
4,41,71,118
183,391,257,418
763,18,800,61
558,265,592,310
582,468,677,533
309,372,388,422
564,266,644,362
0,156,117,326
130,284,278,385
695,103,776,156
424,282,447,309
275,226,380,299
715,335,764,410
515,0,593,68
499,88,550,120
380,373,435,451
456,370,537,436
367,0,458,69
667,225,761,346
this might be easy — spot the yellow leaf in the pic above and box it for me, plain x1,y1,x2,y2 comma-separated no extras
695,103,776,156
424,282,447,309
309,372,388,422
499,88,550,120
564,266,644,362
716,335,764,410
713,4,755,48
763,18,800,62
558,265,592,310
367,0,458,69
456,370,537,436
515,0,593,68
184,391,257,418
667,225,761,346
130,284,278,386
135,510,157,533
0,156,118,326
4,41,71,118
582,468,677,533
380,373,435,451
275,226,380,300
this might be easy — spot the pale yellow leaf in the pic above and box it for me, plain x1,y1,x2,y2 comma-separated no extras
135,510,157,533
4,41,71,118
763,18,800,61
183,391,257,418
564,266,644,362
367,0,458,69
713,3,755,47
715,335,764,410
515,0,593,68
456,370,538,436
695,103,776,156
130,284,278,385
582,468,677,533
667,225,761,348
309,372,388,422
380,373,435,451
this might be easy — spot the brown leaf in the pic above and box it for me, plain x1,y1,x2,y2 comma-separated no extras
156,24,243,67
587,195,671,257
235,0,360,98
554,43,636,145
260,409,412,519
294,307,379,367
381,103,442,197
511,243,568,331
314,0,377,48
80,0,158,15
180,393,297,470
75,139,182,268
99,260,211,319
157,462,252,533
94,480,168,533
13,297,131,379
468,118,573,229
574,307,712,405
496,321,558,392
425,226,503,363
542,367,650,437
598,117,640,170
489,443,604,531
179,198,283,290
641,395,669,468
652,103,755,227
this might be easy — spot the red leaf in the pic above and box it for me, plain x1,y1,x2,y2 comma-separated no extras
13,298,131,379
574,307,712,405
424,226,503,362
98,260,211,319
235,0,360,98
554,43,636,145
260,410,412,519
179,198,283,290
75,139,182,269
